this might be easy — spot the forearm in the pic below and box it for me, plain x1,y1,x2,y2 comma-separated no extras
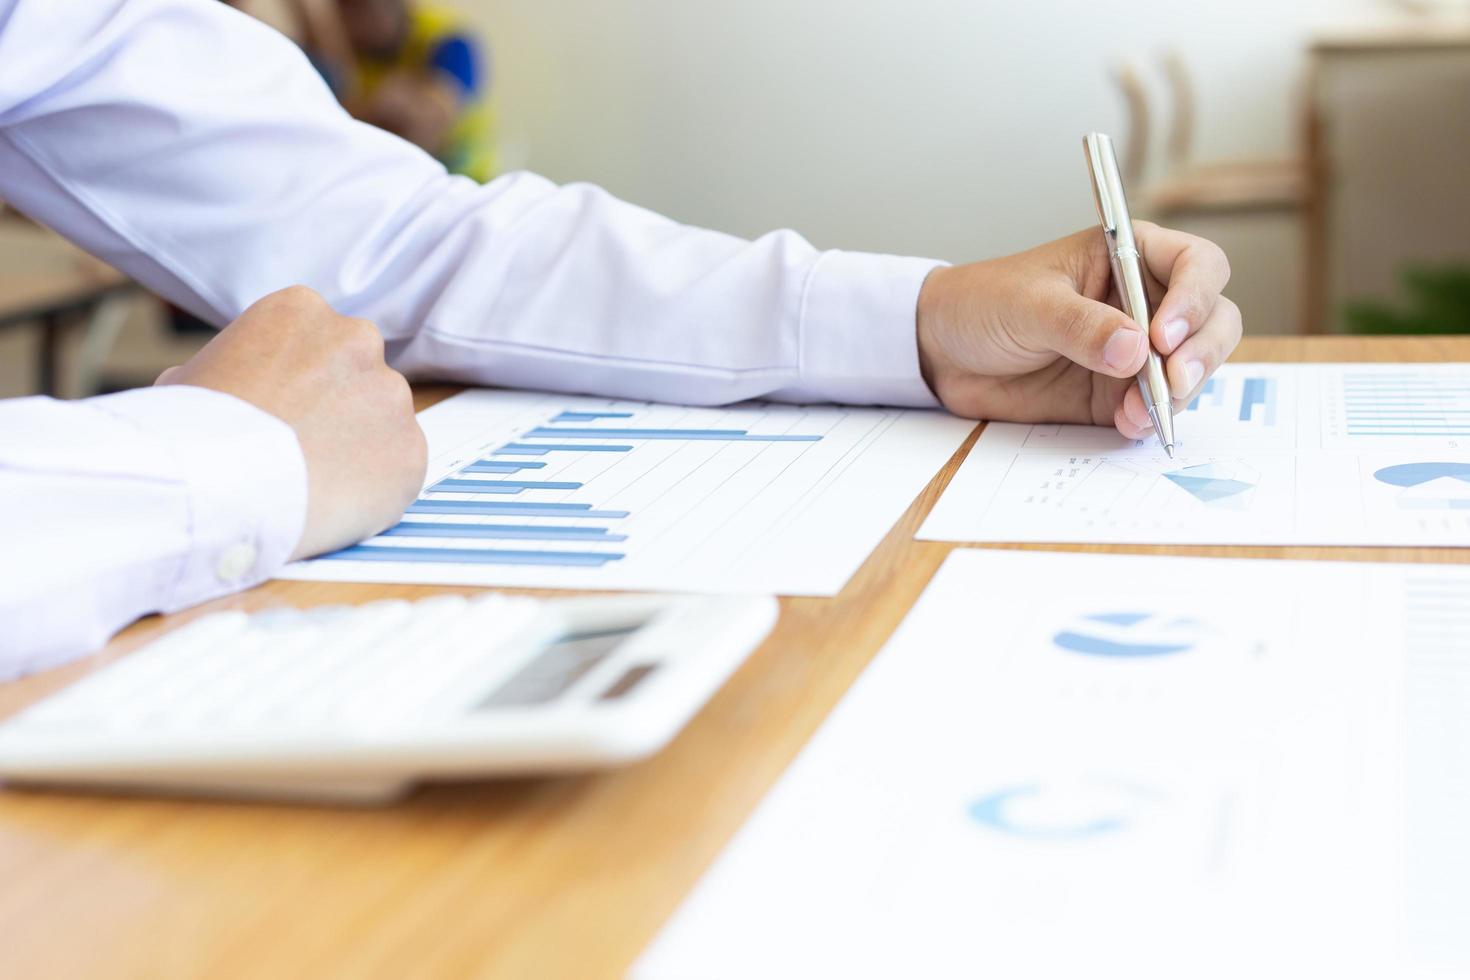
0,0,940,408
0,388,306,679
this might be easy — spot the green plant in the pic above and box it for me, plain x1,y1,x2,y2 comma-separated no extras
1343,264,1470,335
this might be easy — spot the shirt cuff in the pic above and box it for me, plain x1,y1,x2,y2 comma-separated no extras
91,385,308,611
797,249,946,408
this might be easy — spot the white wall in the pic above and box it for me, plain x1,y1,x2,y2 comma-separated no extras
462,0,1384,262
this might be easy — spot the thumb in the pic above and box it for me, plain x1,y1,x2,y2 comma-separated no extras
154,365,182,386
1046,293,1149,379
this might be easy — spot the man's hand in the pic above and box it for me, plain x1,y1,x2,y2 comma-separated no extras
156,286,427,560
916,223,1242,439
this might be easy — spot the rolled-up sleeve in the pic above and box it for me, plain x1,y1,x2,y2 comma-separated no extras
0,386,306,679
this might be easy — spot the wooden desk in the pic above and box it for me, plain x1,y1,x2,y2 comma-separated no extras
1,336,1466,979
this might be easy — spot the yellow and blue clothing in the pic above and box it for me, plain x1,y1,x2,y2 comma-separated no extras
354,4,496,182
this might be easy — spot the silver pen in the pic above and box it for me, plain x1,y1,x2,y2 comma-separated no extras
1082,132,1176,457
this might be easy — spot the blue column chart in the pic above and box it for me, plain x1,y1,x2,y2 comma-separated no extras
282,388,976,595
1024,365,1297,454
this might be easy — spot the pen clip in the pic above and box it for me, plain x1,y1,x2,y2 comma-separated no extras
1082,132,1134,251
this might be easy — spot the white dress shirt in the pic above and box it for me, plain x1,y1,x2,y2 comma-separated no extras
0,0,941,678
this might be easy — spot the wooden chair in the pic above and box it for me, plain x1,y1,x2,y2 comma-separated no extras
1141,51,1307,218
1108,53,1310,335
1109,62,1152,189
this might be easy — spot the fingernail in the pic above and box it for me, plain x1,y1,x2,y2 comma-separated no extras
1103,328,1142,370
1182,359,1205,393
1163,318,1189,350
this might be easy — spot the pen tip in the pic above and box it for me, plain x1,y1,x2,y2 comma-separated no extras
1164,444,1176,459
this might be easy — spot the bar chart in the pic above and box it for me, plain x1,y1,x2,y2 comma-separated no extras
1185,374,1277,425
1025,365,1296,453
1323,364,1470,450
283,388,974,595
1172,370,1288,449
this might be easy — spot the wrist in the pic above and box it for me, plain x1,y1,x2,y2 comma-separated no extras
915,264,960,402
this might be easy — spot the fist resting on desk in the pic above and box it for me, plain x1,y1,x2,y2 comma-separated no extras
155,286,428,562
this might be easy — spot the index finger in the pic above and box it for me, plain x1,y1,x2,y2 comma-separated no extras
1134,221,1231,354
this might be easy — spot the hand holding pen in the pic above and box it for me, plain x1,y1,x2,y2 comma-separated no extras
914,154,1241,442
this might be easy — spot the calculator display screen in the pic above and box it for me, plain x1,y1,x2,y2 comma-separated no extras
474,627,640,709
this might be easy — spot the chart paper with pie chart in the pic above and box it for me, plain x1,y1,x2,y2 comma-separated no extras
634,550,1470,979
920,362,1470,546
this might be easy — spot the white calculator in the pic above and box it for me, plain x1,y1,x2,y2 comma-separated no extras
0,593,777,804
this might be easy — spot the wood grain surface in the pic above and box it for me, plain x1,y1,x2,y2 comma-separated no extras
1,336,1466,979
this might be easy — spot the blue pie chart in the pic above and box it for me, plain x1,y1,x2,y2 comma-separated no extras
1052,612,1202,658
969,780,1155,840
1373,462,1470,488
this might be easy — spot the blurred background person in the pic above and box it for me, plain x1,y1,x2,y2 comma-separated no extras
296,0,498,182
158,0,496,343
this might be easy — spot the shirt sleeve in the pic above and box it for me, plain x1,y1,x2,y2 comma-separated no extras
0,386,307,680
0,0,942,410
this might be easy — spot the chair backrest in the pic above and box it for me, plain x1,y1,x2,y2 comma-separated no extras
1108,60,1151,188
1160,50,1197,173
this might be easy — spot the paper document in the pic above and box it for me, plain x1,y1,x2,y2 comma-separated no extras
633,550,1470,979
282,389,973,595
920,362,1470,545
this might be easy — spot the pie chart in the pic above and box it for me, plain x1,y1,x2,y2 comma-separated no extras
1374,462,1470,510
968,779,1156,840
1052,612,1203,658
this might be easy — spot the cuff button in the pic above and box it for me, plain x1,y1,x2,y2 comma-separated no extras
215,542,258,584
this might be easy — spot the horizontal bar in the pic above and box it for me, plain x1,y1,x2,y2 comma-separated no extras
1347,427,1470,434
430,482,522,495
382,523,628,542
493,443,634,455
431,479,583,492
323,545,624,567
1344,410,1470,416
407,500,630,518
1341,384,1470,388
462,460,547,473
523,427,822,442
550,411,636,422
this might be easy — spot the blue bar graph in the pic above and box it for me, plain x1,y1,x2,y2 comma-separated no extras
462,460,546,473
1186,377,1219,412
523,427,822,442
323,404,832,574
407,500,630,518
382,522,627,542
1240,378,1266,421
323,545,625,567
550,411,636,423
1341,372,1470,436
494,443,634,455
430,479,583,493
